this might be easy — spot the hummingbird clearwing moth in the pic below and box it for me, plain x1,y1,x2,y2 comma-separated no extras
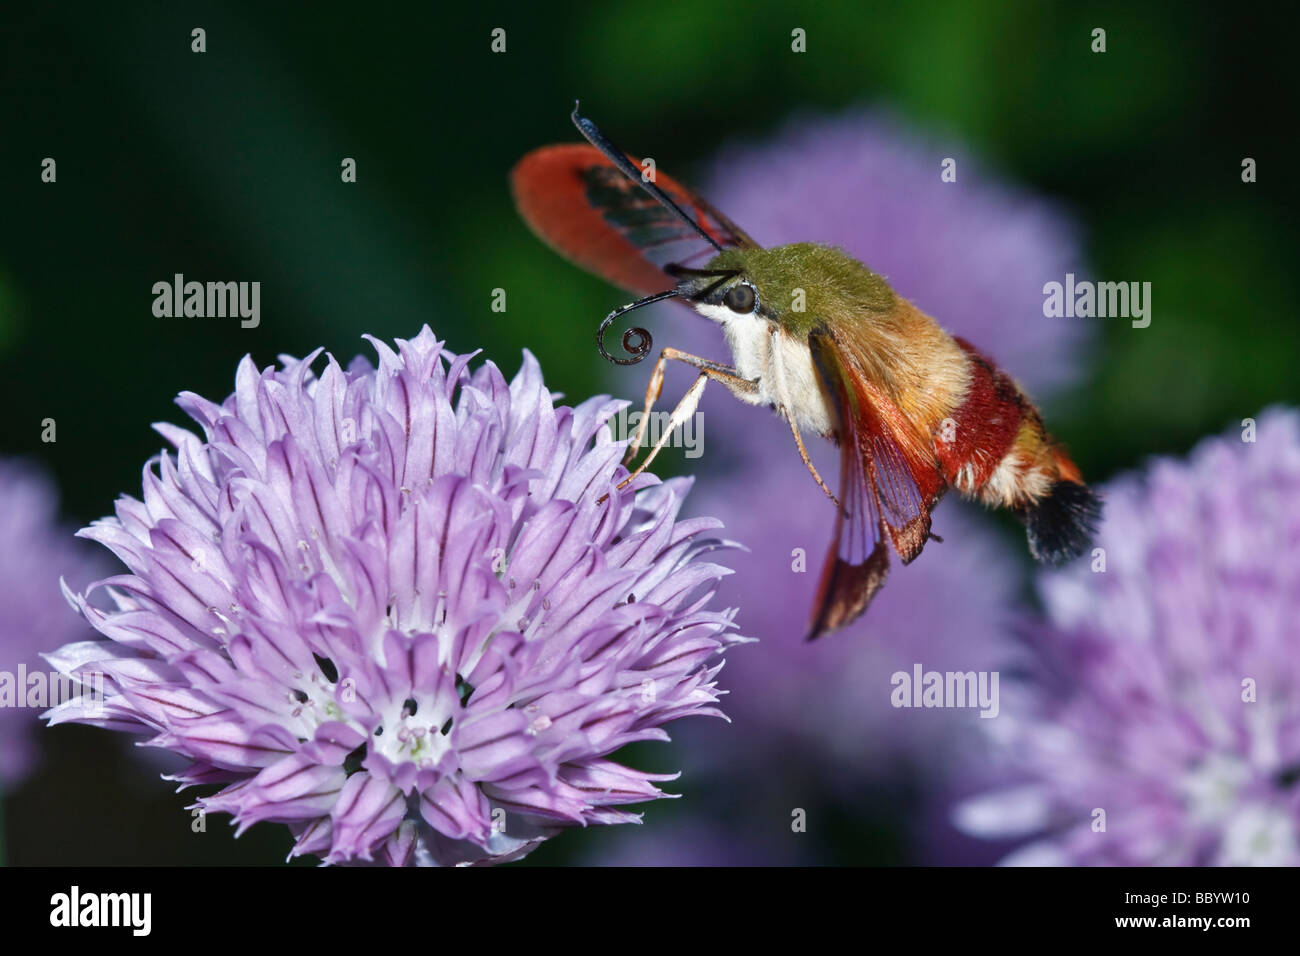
511,106,1102,640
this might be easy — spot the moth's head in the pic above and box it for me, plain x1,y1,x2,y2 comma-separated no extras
673,243,896,333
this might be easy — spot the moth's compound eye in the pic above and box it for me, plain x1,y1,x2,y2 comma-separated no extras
724,282,757,314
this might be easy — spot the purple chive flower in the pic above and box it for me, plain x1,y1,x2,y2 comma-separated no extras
0,462,105,789
590,109,1090,865
956,408,1300,866
44,327,743,865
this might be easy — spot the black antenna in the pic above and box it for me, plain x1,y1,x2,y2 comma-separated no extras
597,289,679,365
571,102,723,254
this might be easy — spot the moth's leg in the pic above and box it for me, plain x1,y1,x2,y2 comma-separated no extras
612,355,759,495
788,416,841,508
624,348,757,463
616,373,708,492
624,352,669,464
769,327,841,508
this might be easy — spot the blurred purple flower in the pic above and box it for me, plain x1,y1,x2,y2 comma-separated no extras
45,327,744,866
957,409,1300,866
0,462,104,788
591,109,1091,864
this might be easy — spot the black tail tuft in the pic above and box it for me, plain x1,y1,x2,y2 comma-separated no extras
1023,480,1103,565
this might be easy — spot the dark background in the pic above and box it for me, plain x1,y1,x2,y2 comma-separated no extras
0,0,1295,864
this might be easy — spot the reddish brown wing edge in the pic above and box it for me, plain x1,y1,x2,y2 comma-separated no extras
510,143,757,297
805,423,891,641
805,327,942,639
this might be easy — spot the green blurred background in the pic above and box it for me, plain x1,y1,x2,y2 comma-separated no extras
0,0,1294,864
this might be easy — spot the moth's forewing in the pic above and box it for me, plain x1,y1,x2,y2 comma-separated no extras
812,327,944,559
806,326,946,638
511,144,755,296
807,426,891,640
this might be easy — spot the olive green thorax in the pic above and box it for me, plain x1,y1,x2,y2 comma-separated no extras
706,243,896,335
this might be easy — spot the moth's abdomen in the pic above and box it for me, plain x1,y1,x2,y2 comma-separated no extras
933,340,1032,505
934,339,1075,509
934,338,1100,562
